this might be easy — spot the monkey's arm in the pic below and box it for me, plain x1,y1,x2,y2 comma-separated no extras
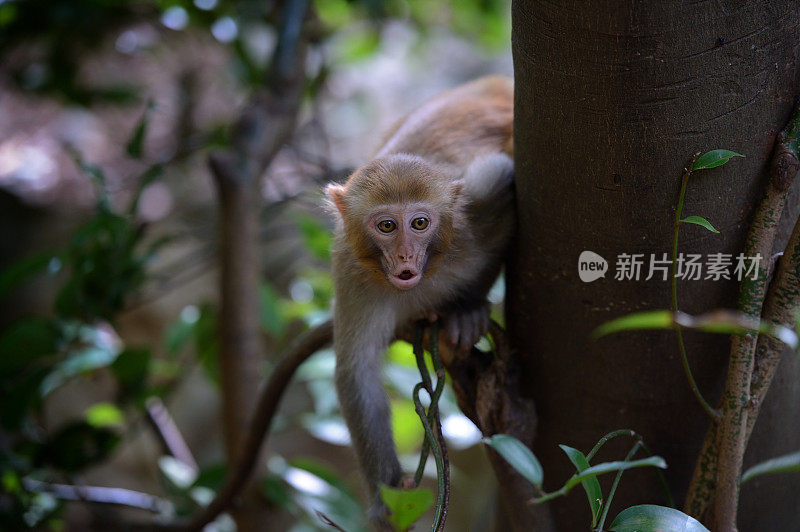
439,152,515,351
331,287,400,524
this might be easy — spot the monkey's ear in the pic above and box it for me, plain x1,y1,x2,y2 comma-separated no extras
325,183,348,217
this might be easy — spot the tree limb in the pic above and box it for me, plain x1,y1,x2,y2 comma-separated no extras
184,320,332,531
685,102,800,526
445,322,554,532
22,478,171,514
208,0,310,528
745,112,800,446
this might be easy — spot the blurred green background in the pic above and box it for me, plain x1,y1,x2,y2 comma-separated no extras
0,1,511,530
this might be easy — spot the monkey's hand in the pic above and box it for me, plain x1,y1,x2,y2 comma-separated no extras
443,302,490,352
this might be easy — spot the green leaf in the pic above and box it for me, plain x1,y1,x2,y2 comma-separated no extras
0,367,51,429
741,449,800,484
0,3,19,28
126,99,155,158
591,310,673,339
1,470,22,494
0,253,55,299
681,216,719,233
289,457,354,495
559,445,602,526
54,206,150,320
193,462,227,491
314,0,352,29
609,504,710,531
483,434,543,488
593,309,797,348
673,311,798,349
691,149,744,170
564,456,667,493
40,344,121,397
337,29,381,63
262,473,293,509
84,402,125,428
379,485,433,532
0,318,59,377
65,145,109,210
279,459,366,532
111,347,150,399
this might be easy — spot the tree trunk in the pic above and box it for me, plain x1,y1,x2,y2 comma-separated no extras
509,2,800,530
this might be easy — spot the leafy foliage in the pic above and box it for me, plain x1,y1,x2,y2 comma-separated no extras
691,149,744,170
741,449,800,484
484,434,543,488
485,432,677,530
0,120,168,526
560,445,602,526
609,505,709,532
593,310,798,349
681,215,719,233
379,485,434,532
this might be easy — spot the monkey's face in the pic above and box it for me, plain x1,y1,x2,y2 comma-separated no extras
366,202,439,290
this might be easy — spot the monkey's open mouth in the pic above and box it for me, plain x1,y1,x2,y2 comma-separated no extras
391,269,420,290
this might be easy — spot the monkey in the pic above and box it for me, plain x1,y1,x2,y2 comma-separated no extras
324,76,514,527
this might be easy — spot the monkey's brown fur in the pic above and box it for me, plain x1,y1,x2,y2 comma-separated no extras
324,76,514,528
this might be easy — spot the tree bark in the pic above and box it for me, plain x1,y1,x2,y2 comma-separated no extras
509,2,800,530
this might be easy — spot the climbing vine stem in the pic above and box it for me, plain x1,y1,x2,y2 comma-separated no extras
412,321,450,531
671,154,720,420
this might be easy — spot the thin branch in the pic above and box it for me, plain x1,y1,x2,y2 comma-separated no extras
685,104,800,524
685,421,720,520
207,0,310,527
126,323,542,532
745,112,800,446
315,510,347,531
745,228,800,434
22,478,171,514
145,397,199,472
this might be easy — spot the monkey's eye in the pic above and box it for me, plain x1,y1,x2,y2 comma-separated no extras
377,220,396,233
411,217,429,231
